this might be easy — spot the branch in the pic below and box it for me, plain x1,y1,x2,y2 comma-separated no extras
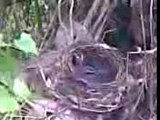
150,0,154,49
58,0,70,47
139,0,147,89
69,0,75,39
83,0,101,29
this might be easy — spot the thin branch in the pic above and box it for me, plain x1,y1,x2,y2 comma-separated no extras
69,0,75,39
128,47,157,54
130,86,144,120
93,0,114,42
58,0,70,47
94,11,108,42
139,0,148,89
58,0,67,32
149,0,155,113
92,0,109,34
150,0,154,49
39,10,57,51
140,0,147,51
39,65,52,88
126,52,129,84
83,0,101,28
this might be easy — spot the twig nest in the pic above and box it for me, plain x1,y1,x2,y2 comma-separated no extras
54,43,127,113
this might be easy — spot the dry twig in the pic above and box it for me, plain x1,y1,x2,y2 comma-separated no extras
150,0,154,49
139,0,148,89
69,0,75,39
84,0,101,28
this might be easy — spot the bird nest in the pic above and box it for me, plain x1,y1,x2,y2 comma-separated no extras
52,44,128,113
21,43,156,120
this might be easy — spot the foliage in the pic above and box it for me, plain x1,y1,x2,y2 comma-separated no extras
0,85,19,113
0,0,46,115
14,32,38,55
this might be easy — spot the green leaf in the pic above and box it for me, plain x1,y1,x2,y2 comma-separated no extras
0,55,17,72
13,77,31,100
0,73,15,91
14,32,38,55
0,86,19,113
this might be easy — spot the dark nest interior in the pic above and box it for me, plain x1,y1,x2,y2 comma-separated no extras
12,0,157,120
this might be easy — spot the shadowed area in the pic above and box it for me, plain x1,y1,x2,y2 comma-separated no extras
70,47,119,87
